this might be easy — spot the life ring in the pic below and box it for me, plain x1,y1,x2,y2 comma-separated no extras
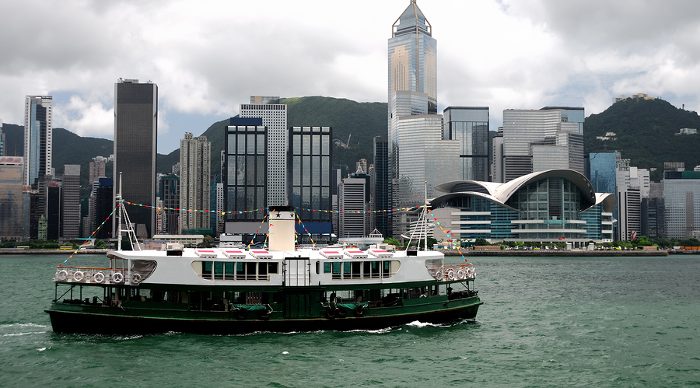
447,269,455,281
56,270,68,281
93,272,105,283
112,272,124,283
73,271,85,282
456,269,466,280
434,269,443,280
131,273,142,284
466,268,475,278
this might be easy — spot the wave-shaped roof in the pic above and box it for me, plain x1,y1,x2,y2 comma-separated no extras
433,169,609,211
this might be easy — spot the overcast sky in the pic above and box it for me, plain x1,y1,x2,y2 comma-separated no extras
2,0,699,153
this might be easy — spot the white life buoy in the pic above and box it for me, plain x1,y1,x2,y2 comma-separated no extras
457,269,466,280
112,272,124,283
447,269,455,281
434,269,443,280
56,270,68,281
93,272,105,283
466,268,475,278
131,273,142,284
73,271,85,282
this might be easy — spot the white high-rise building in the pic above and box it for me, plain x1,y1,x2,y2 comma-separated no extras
24,95,53,187
502,107,584,181
239,96,288,206
339,175,371,238
61,165,81,239
179,132,211,232
616,157,642,241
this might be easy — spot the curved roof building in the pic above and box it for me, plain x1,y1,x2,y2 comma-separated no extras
430,169,615,243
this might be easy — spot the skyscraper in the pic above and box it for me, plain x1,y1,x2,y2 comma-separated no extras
89,156,107,186
443,107,490,181
224,117,267,236
339,174,371,238
159,174,180,235
24,95,53,187
0,156,25,240
372,137,390,236
113,79,157,238
388,1,446,236
288,126,333,236
61,165,81,239
663,171,700,239
179,132,211,233
0,122,5,157
239,96,287,206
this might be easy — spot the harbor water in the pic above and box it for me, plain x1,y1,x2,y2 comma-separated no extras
1,254,699,387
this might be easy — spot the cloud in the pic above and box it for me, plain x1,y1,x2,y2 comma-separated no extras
1,0,699,152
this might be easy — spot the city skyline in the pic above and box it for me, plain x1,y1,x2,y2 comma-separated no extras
2,0,699,153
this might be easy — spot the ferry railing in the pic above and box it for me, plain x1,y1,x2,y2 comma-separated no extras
426,263,476,281
54,266,127,285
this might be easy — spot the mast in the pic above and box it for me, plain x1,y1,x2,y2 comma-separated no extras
423,180,428,251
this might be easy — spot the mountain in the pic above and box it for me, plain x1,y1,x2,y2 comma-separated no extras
584,97,700,177
165,96,388,181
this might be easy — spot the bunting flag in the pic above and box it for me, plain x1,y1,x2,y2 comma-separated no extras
63,204,118,264
124,200,422,215
295,213,316,248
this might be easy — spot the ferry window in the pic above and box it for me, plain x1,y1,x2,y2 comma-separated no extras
351,262,361,279
202,261,213,279
343,262,351,278
371,261,380,278
363,261,371,278
269,262,279,274
236,262,245,280
214,262,224,280
246,262,256,280
382,261,391,278
259,263,268,277
225,262,234,280
324,263,332,273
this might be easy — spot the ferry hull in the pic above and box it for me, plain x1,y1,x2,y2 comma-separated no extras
46,299,482,335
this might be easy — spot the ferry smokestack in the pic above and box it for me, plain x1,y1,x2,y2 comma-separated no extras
268,206,295,251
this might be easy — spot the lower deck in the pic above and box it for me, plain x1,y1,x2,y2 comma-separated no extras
47,282,482,334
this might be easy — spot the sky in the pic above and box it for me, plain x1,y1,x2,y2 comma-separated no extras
1,0,700,153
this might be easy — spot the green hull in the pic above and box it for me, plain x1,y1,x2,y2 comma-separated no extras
47,295,482,334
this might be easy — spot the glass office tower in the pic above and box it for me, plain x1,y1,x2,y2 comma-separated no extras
113,79,158,238
24,95,53,188
443,107,490,181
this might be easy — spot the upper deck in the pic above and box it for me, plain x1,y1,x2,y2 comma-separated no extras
54,246,476,289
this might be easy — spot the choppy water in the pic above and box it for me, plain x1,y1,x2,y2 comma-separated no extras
1,254,699,387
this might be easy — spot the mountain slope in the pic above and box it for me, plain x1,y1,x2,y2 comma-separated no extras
584,97,700,175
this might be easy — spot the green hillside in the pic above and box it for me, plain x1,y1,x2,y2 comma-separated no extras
584,97,700,177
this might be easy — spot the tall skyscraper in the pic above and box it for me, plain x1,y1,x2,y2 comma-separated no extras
372,137,390,236
388,1,451,236
93,177,113,239
23,95,53,187
239,96,287,206
443,107,490,181
288,126,333,236
616,157,641,241
61,165,81,239
0,156,25,240
224,117,267,236
159,174,180,235
179,132,211,233
113,79,157,238
502,107,584,181
491,128,504,183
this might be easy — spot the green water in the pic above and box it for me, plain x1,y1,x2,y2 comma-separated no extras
1,254,699,387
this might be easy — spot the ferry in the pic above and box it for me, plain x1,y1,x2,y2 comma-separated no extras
46,187,482,334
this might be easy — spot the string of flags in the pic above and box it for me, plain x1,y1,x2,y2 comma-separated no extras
124,200,423,215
